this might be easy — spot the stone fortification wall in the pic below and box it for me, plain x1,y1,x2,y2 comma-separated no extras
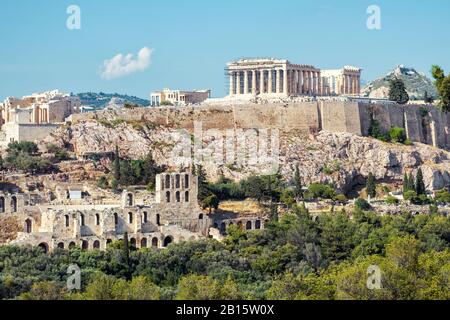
70,101,450,149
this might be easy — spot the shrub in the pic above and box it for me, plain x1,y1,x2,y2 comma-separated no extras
355,198,371,210
306,183,336,200
389,127,407,143
386,196,399,205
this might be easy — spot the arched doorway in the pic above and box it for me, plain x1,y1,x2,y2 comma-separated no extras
151,237,159,248
93,240,100,250
57,242,64,249
25,219,32,233
141,238,147,248
69,242,76,249
127,193,133,206
81,240,89,250
163,236,173,247
246,221,252,230
38,243,49,253
130,238,136,248
11,196,18,213
255,220,261,229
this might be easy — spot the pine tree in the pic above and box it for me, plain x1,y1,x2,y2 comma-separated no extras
415,168,426,195
114,145,120,181
196,165,209,201
389,78,409,105
122,232,131,280
403,172,409,195
407,173,415,192
366,172,376,198
293,165,303,200
119,160,134,186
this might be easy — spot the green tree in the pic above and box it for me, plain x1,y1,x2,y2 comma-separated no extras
119,160,134,186
19,281,67,300
415,168,426,196
195,165,210,201
389,78,409,105
292,165,303,200
431,65,450,112
114,145,121,181
175,275,221,300
97,176,109,189
366,172,376,198
201,194,219,214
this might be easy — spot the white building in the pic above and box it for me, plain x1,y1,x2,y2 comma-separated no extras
150,88,211,106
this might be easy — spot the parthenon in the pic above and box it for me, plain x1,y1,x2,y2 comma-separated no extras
227,58,361,97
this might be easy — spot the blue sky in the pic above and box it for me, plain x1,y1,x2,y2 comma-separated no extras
1,0,449,100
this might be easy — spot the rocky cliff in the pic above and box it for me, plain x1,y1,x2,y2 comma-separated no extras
42,119,450,193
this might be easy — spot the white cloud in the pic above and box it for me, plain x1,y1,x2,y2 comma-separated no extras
100,47,153,80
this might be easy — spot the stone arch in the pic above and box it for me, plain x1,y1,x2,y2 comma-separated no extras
0,197,5,213
106,239,112,246
69,241,76,249
255,220,261,229
176,191,180,203
130,238,137,248
143,211,148,223
185,191,189,202
152,237,159,247
25,219,32,233
128,212,133,224
163,235,173,247
165,175,170,189
38,242,49,253
81,240,89,250
141,238,148,248
246,221,252,230
175,174,181,188
11,196,18,213
57,242,64,249
237,221,243,229
127,193,133,206
166,191,171,203
93,240,100,250
179,236,185,242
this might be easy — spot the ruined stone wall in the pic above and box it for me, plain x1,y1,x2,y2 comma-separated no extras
71,101,450,149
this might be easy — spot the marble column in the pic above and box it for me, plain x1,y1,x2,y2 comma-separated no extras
236,72,241,95
276,69,281,94
267,70,272,94
283,69,288,95
318,73,322,96
229,72,235,95
260,70,265,94
244,71,249,94
252,70,257,95
299,71,302,94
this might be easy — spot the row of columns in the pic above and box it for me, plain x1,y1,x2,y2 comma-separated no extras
33,107,49,124
342,74,361,95
229,69,322,96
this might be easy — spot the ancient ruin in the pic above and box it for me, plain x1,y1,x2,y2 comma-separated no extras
226,58,361,97
3,172,266,252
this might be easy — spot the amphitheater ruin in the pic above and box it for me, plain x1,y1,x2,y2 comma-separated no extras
2,172,266,252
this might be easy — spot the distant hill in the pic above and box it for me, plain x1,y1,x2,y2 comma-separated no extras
77,92,150,109
362,65,438,100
